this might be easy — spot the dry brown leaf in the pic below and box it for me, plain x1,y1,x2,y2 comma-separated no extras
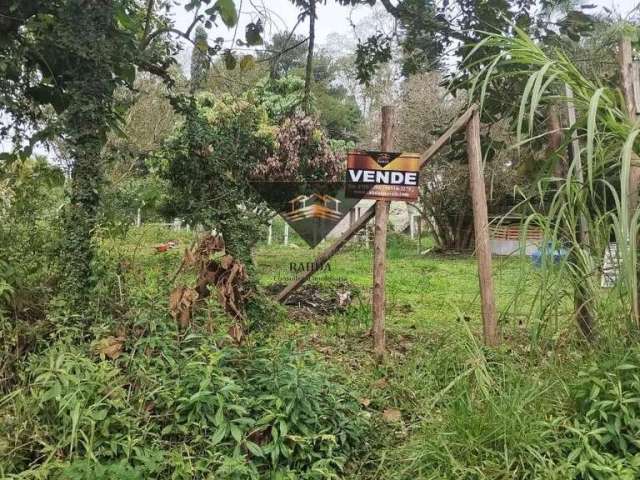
373,377,389,389
94,336,125,360
184,247,196,267
382,408,402,422
169,287,183,317
169,286,198,328
220,254,234,270
228,322,244,344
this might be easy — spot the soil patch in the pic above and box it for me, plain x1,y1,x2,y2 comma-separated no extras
266,282,356,317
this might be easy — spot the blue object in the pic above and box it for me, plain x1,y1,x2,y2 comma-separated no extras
530,242,567,268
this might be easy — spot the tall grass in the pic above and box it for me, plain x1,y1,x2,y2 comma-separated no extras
469,26,640,340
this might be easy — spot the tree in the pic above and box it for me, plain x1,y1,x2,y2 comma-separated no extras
190,26,210,93
263,33,308,78
396,72,522,250
0,0,260,314
161,87,341,322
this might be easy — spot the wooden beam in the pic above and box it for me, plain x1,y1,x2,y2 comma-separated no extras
466,110,499,346
372,106,394,359
619,38,640,215
276,208,375,302
419,104,476,167
276,104,478,302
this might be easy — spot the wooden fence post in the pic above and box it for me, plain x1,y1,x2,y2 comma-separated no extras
619,37,640,325
466,110,499,346
372,106,394,359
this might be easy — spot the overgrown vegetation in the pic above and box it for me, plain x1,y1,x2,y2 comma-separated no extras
2,0,640,478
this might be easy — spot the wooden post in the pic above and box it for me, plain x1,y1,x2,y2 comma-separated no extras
619,38,640,215
466,110,499,346
276,105,477,302
409,214,416,239
619,37,640,325
372,106,394,359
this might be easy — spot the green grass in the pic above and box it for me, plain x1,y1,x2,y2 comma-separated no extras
4,225,630,479
256,232,550,333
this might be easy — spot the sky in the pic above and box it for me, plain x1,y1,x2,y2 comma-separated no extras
173,0,640,53
1,0,638,154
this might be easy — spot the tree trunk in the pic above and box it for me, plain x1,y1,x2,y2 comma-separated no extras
547,104,565,177
58,2,115,314
303,0,316,114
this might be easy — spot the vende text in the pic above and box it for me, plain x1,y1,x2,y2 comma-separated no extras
347,169,418,186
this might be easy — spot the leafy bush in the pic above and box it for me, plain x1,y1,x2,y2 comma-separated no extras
0,158,64,317
1,332,367,479
244,346,366,474
551,352,640,479
0,158,65,393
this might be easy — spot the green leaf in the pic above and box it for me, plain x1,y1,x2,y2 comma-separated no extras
92,409,108,421
211,425,227,446
115,6,136,31
230,423,242,443
240,55,255,72
223,51,237,70
215,0,238,28
214,406,224,426
279,419,288,437
245,440,264,457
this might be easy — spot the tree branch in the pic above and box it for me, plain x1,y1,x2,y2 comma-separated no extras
379,0,399,17
260,35,308,65
142,0,155,40
141,13,202,50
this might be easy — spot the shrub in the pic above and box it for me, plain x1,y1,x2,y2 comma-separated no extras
552,352,640,479
1,334,367,479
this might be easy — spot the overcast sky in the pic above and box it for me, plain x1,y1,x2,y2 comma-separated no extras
173,0,640,54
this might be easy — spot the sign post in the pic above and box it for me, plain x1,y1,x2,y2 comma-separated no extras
372,106,395,359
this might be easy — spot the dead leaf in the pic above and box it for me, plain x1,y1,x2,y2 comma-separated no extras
94,336,125,360
382,408,402,422
169,286,198,329
228,322,245,344
359,398,371,407
317,346,333,355
220,254,234,270
184,247,196,267
373,378,388,389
